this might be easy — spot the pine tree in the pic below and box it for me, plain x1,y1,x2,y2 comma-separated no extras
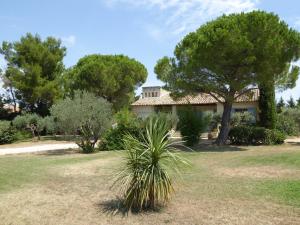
287,96,296,108
276,97,285,113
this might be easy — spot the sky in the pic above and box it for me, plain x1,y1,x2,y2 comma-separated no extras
1,0,300,100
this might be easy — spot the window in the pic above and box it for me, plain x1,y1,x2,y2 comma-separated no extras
152,92,155,97
145,93,148,97
234,108,248,113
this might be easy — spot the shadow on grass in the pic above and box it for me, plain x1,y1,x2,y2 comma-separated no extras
285,142,300,146
174,140,248,152
41,135,80,142
98,198,164,216
37,148,80,156
98,199,128,216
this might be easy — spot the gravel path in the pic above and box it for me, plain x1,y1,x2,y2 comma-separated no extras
285,138,300,143
0,143,78,155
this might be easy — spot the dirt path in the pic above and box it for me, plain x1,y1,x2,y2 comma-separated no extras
0,142,78,155
285,137,300,143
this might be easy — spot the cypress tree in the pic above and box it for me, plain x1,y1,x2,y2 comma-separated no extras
259,84,276,129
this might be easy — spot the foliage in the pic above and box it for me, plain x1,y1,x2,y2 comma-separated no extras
37,116,57,135
0,121,15,144
259,83,277,129
51,91,112,153
230,111,255,127
101,109,143,150
0,96,9,120
177,107,209,146
276,107,300,136
276,97,285,113
65,54,147,110
155,11,300,145
287,96,296,108
13,113,43,139
0,33,66,116
207,112,222,131
228,126,285,145
13,130,32,142
113,115,189,211
145,112,177,131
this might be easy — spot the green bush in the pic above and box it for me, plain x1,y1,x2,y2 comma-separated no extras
178,107,210,146
101,111,176,151
230,111,255,127
101,109,143,150
37,116,57,135
228,126,285,145
275,113,299,136
13,130,32,142
0,121,15,144
208,112,221,131
13,113,41,138
276,108,300,136
264,129,286,145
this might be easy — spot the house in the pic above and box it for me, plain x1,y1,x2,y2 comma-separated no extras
131,86,259,120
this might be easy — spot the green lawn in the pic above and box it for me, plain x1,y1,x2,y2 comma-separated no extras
0,144,299,224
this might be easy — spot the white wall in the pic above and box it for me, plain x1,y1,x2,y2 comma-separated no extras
132,105,155,119
216,102,259,120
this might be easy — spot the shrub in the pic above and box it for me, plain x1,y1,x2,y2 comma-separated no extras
101,109,142,150
145,112,176,131
13,113,42,139
228,125,252,145
228,126,285,145
113,115,189,211
0,121,15,144
207,112,221,132
230,111,255,127
13,130,32,142
276,107,300,136
51,91,112,153
263,129,285,145
275,113,299,136
37,116,57,135
178,107,209,146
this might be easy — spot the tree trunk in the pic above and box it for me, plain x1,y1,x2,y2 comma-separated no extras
216,102,232,145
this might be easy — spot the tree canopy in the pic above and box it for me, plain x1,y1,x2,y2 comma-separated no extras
155,11,300,145
51,91,112,153
65,54,147,110
287,96,296,108
0,33,66,116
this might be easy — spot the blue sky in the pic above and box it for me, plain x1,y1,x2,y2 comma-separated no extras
1,0,300,100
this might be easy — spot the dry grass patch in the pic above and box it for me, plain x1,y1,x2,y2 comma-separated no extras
0,144,299,224
216,166,300,179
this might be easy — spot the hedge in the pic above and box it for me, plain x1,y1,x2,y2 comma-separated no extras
228,125,285,145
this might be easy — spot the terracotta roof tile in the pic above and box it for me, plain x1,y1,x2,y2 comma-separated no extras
132,89,259,106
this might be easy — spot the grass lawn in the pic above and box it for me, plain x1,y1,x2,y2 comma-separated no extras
0,144,299,225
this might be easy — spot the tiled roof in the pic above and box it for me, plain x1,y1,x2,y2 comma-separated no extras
132,89,259,106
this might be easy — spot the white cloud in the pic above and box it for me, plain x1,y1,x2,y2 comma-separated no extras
61,35,76,47
105,0,259,39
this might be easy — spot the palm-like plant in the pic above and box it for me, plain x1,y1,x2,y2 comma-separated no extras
114,115,189,211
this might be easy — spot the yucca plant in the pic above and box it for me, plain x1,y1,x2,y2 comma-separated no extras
114,115,189,212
